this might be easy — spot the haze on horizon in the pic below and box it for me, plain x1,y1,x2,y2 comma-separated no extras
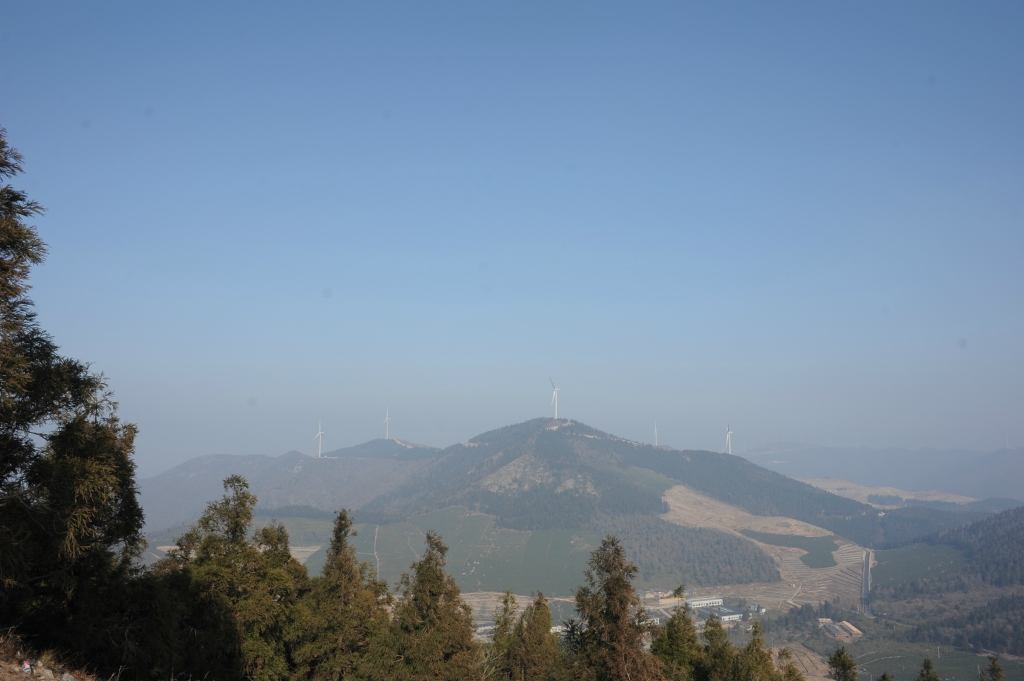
2,3,1021,477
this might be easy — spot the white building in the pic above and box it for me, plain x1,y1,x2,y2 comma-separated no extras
686,597,724,609
698,606,743,623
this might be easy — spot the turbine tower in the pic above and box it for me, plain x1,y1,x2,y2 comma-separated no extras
384,408,391,440
725,424,733,455
654,422,659,447
550,379,560,419
313,420,324,458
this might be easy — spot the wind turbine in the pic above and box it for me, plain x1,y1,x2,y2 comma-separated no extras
550,379,560,419
725,424,733,455
654,422,659,447
313,420,324,458
384,408,391,440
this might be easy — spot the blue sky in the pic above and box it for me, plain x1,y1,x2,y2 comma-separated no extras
2,2,1022,476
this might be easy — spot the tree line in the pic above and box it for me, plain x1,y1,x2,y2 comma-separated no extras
907,594,1024,656
933,506,1024,587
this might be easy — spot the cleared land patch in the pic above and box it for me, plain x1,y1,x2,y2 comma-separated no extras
661,484,865,609
740,531,839,568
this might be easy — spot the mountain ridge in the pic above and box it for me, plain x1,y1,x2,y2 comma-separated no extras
141,418,1003,549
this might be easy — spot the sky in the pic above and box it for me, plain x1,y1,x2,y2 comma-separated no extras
2,2,1022,477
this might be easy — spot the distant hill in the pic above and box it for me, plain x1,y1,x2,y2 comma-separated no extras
744,442,1024,502
138,439,439,532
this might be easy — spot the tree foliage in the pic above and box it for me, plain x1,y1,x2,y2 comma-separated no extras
358,531,481,681
0,126,144,667
158,475,309,681
490,591,567,681
908,594,1024,656
934,506,1024,587
827,647,857,681
289,509,390,681
565,535,664,681
981,656,1005,681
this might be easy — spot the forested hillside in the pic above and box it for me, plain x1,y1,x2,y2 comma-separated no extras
935,506,1024,586
909,594,1024,655
588,513,780,586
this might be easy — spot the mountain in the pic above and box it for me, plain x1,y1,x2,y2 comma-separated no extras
359,418,990,548
139,418,1003,595
138,438,439,532
743,442,1024,502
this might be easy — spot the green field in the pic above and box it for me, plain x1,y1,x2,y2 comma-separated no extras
802,635,1024,681
870,543,966,591
305,506,598,596
739,530,839,568
252,516,336,545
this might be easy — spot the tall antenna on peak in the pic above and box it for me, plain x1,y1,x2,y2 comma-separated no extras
654,422,658,447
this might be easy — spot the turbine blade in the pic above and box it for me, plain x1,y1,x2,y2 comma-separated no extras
550,378,556,390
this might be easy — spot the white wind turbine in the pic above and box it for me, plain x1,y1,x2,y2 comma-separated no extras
313,420,324,458
725,424,733,455
550,379,560,419
654,422,659,447
384,408,391,440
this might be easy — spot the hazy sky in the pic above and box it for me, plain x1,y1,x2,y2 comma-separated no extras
2,3,1022,476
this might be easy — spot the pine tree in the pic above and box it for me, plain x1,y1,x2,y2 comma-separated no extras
776,648,806,681
650,603,705,681
827,647,857,681
700,616,735,681
290,509,390,680
163,476,308,681
0,126,144,668
357,531,481,681
917,659,940,681
498,593,567,681
736,622,779,681
490,591,520,679
981,657,1005,681
566,535,664,681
